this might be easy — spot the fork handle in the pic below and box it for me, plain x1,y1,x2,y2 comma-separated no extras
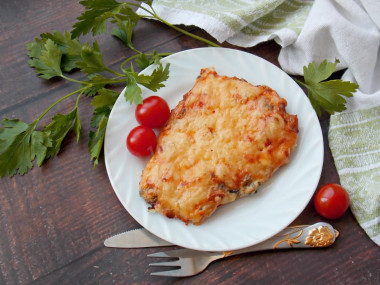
225,222,338,257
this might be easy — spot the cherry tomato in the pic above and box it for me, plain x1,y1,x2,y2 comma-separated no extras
126,126,157,157
314,183,350,219
135,96,170,128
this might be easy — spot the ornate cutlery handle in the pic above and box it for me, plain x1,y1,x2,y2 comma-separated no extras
224,222,338,257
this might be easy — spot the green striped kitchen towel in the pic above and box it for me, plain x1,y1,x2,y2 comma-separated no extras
328,107,380,246
137,0,314,47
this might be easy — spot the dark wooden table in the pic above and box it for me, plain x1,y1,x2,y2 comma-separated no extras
1,1,379,284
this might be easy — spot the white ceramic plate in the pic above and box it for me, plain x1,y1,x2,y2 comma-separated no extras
104,47,323,251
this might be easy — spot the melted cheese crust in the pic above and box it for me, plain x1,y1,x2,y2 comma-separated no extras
139,68,298,225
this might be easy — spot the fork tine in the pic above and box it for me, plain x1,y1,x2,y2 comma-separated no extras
148,249,220,277
148,251,186,277
150,269,185,277
149,261,181,267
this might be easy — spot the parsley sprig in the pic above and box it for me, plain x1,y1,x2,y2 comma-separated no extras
296,59,359,116
0,1,175,177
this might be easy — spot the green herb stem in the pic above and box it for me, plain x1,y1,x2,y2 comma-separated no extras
130,2,220,48
75,90,83,108
35,87,87,122
156,15,220,47
87,79,127,85
105,67,124,77
61,74,126,87
61,75,86,85
119,52,173,73
120,54,141,72
295,78,308,89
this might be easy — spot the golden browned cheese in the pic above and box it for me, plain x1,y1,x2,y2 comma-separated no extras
139,68,298,225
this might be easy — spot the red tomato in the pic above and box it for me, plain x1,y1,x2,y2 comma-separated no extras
135,96,170,128
126,126,157,157
314,183,350,219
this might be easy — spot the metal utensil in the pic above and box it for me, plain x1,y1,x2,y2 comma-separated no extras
104,228,173,248
148,222,339,277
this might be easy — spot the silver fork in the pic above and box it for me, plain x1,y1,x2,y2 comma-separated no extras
148,222,338,277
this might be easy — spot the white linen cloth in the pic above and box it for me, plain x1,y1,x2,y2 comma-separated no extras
138,0,380,246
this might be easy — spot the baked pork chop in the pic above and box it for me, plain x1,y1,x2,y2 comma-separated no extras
139,68,298,225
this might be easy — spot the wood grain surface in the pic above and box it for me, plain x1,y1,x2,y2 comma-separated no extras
0,0,379,284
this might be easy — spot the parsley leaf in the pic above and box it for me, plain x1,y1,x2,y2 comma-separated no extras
88,116,108,169
124,73,143,105
112,20,136,49
122,62,170,104
140,63,170,92
71,0,123,38
83,74,108,96
40,31,82,72
0,119,30,153
88,88,118,168
43,108,81,159
76,40,107,74
73,109,82,142
135,53,151,69
0,90,83,177
28,38,63,79
116,5,141,23
32,131,53,166
41,39,65,77
296,59,359,116
0,119,51,177
27,31,83,75
91,88,119,109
